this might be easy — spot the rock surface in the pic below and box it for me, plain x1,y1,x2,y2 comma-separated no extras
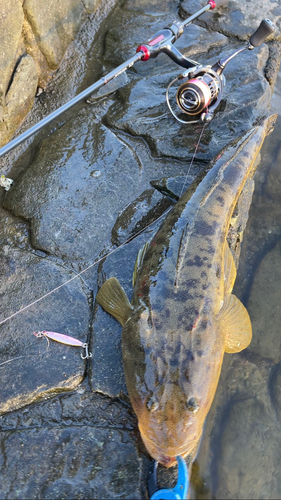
0,0,110,147
0,245,90,414
0,0,280,498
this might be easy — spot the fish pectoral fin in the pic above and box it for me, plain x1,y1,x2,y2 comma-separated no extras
223,242,236,295
219,294,252,353
96,277,133,326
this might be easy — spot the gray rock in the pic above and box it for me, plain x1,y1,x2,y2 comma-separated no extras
150,175,195,201
0,391,142,498
214,397,281,499
3,111,146,262
0,246,90,414
179,0,281,41
0,0,280,497
0,206,30,250
0,426,142,499
3,111,191,263
111,187,173,246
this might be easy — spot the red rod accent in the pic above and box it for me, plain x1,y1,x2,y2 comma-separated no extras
208,0,216,9
136,45,150,61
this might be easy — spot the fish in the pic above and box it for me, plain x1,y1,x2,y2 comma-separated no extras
96,116,275,468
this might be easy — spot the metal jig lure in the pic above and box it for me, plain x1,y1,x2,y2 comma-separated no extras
33,331,92,359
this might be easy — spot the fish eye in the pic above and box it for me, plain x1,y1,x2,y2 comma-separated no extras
186,397,199,413
146,396,159,412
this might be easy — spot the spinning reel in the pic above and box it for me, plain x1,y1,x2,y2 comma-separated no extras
166,19,275,124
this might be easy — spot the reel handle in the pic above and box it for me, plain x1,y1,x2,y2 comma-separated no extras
249,19,275,47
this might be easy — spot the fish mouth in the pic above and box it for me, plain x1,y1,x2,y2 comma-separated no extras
140,431,196,467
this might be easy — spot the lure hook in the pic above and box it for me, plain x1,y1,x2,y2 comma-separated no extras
81,343,92,360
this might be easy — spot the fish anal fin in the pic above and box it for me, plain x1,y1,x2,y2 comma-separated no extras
223,242,236,295
219,294,252,353
96,277,133,327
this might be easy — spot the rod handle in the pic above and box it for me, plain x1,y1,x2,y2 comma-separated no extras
249,19,275,47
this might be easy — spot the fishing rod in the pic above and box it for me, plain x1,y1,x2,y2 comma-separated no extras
0,0,230,160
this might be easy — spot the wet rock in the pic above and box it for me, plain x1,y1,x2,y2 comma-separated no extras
179,0,281,42
0,390,136,433
0,390,141,498
191,355,278,499
3,110,146,262
3,109,191,263
111,187,173,246
264,43,281,86
268,363,281,417
0,246,90,414
0,426,142,499
23,0,86,70
123,0,179,16
0,0,280,497
0,207,30,250
151,175,195,201
232,117,281,305
86,72,128,102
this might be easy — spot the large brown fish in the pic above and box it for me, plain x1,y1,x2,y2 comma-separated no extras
96,116,274,467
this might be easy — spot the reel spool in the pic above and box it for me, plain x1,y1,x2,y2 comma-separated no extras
166,66,224,124
176,72,221,116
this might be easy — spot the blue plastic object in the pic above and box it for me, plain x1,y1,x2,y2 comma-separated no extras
150,456,189,499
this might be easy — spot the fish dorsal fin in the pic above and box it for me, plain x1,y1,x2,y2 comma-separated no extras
96,277,133,326
218,294,252,353
223,242,237,295
132,241,150,287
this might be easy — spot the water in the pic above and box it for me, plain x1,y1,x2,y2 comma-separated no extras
192,70,281,499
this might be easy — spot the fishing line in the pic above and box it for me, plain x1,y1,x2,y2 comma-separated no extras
0,335,49,369
0,124,207,329
0,206,173,328
179,123,207,199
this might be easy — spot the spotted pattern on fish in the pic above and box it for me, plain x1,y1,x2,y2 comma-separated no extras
96,117,275,468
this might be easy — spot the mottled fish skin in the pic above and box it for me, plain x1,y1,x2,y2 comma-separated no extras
120,117,275,467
